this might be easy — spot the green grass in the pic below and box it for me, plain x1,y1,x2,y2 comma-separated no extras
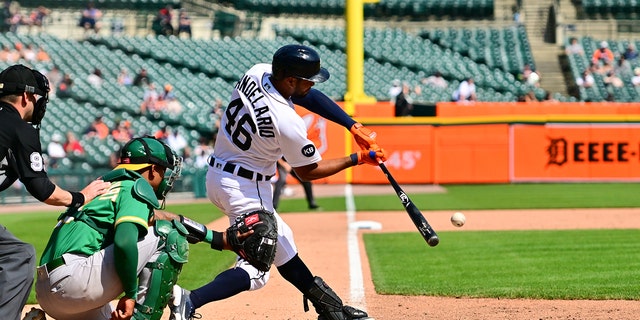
6,183,640,303
276,183,640,213
364,229,640,299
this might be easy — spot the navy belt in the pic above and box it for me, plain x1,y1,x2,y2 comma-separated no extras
208,157,273,181
45,256,65,274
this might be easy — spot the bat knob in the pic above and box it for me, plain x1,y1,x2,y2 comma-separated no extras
427,235,440,247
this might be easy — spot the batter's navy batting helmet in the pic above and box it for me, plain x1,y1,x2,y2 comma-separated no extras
272,44,330,83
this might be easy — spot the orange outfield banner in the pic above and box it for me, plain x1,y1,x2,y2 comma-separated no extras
433,124,510,184
350,125,434,184
296,103,640,184
436,101,640,117
511,124,640,181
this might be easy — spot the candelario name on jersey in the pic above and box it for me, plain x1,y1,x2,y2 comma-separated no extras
236,75,275,138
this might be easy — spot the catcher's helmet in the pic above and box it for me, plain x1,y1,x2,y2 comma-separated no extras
272,44,329,83
115,136,183,200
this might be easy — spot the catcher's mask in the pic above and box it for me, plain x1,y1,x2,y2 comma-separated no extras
0,64,50,128
115,136,183,207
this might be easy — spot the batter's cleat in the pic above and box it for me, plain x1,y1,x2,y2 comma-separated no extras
317,305,373,320
22,307,47,320
169,285,201,320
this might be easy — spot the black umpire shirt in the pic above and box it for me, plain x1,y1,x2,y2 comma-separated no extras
0,101,55,200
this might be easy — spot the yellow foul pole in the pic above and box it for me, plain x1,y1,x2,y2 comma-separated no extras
344,0,378,183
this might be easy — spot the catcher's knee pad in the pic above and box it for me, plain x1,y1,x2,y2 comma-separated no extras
235,259,271,290
302,276,369,320
134,220,189,320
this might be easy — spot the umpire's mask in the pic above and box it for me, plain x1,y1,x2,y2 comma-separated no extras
0,64,50,128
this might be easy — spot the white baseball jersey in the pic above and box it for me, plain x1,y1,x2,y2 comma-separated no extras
213,63,322,176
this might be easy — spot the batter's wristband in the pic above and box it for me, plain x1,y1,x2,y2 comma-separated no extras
350,153,359,166
68,191,85,208
210,231,224,251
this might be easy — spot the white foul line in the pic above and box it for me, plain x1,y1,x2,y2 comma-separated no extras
345,184,367,308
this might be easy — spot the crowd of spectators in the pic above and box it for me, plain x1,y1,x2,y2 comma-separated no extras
567,38,640,101
0,42,49,63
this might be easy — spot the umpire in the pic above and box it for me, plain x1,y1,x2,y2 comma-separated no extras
0,64,110,320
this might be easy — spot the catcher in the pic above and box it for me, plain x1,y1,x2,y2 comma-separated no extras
34,136,277,320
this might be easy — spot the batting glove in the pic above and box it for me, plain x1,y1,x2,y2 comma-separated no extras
352,148,387,166
350,122,381,151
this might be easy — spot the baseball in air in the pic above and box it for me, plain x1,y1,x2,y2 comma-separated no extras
451,212,466,227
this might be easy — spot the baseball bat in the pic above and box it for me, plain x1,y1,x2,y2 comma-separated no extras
377,160,439,247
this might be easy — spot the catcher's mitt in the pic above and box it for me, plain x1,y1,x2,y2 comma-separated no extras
227,209,278,272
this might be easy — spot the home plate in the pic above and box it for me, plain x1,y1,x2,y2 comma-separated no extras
349,220,382,230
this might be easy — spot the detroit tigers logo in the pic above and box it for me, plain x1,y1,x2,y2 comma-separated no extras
301,144,316,157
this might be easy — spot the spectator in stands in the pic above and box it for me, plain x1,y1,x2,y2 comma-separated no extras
512,5,522,24
152,4,174,36
524,90,537,102
166,128,188,158
0,44,18,63
28,6,49,33
79,1,102,34
83,116,109,139
117,68,132,86
614,54,632,78
591,41,614,68
20,43,35,62
133,68,150,86
623,43,638,61
193,137,213,168
520,64,541,87
36,45,50,62
57,73,74,98
45,65,62,96
517,90,537,102
632,68,640,87
543,92,559,103
576,69,595,88
63,131,84,157
154,125,169,142
9,7,26,33
452,77,477,102
395,82,413,117
604,70,624,90
177,9,192,38
87,68,103,88
46,133,66,168
159,83,182,114
565,37,584,56
140,82,160,114
388,79,402,104
422,71,447,89
111,120,133,143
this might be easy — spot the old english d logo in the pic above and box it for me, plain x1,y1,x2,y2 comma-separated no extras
547,137,567,166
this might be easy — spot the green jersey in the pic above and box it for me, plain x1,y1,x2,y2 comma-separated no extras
40,178,154,265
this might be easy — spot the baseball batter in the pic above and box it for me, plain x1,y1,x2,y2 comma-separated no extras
170,44,386,320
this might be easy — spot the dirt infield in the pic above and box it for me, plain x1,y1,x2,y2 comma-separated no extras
20,185,640,319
